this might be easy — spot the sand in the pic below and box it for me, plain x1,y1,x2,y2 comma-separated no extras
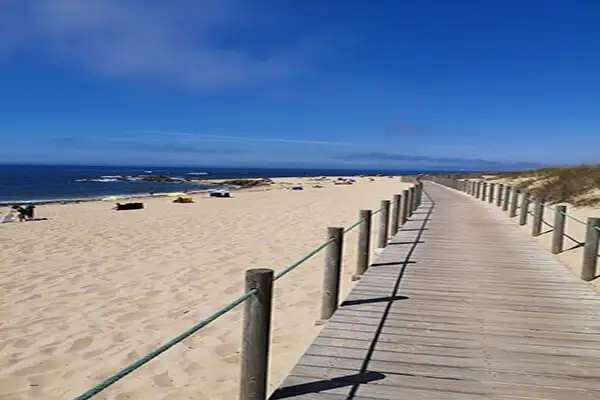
0,176,413,399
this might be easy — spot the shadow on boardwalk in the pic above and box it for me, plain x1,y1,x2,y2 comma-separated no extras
271,194,434,399
271,182,600,400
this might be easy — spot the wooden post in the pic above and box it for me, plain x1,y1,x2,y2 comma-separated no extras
401,189,409,224
414,183,420,205
481,182,487,201
240,268,273,400
391,194,401,235
496,184,504,207
320,227,343,320
581,217,600,281
416,182,423,206
532,199,544,236
409,187,416,213
509,188,518,217
519,192,529,225
502,186,510,211
378,200,390,248
488,183,495,203
551,205,567,254
476,181,481,198
406,188,413,217
353,210,372,280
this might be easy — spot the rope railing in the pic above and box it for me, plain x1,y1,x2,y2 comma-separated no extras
343,218,364,234
273,238,334,281
436,177,600,283
72,186,421,400
533,203,599,230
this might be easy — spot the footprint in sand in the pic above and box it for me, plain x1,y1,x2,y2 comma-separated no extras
215,343,240,364
152,371,174,388
68,337,93,352
13,359,63,376
115,311,149,323
12,338,35,349
223,286,239,295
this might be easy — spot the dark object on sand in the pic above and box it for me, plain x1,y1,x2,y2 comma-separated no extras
218,179,267,189
115,202,144,211
13,204,35,221
173,196,194,203
209,190,231,198
291,186,303,190
23,204,35,219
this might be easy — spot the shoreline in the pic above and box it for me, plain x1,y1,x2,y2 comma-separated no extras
0,188,216,207
0,174,399,207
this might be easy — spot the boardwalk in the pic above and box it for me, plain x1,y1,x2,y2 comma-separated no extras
271,182,600,400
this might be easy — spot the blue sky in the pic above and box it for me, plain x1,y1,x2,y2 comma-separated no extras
0,0,598,169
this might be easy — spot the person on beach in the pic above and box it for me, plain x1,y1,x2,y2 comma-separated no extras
10,204,35,222
15,205,27,222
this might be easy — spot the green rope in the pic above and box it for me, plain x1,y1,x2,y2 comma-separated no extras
74,289,257,400
560,211,587,226
274,206,383,280
344,219,363,234
535,201,588,226
273,238,335,281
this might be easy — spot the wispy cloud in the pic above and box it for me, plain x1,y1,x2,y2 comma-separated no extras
0,0,337,87
49,135,247,154
338,152,544,168
134,130,353,146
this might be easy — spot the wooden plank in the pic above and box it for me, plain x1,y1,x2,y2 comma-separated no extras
334,308,600,329
320,325,600,351
273,182,600,399
313,335,600,358
330,313,600,333
286,365,600,397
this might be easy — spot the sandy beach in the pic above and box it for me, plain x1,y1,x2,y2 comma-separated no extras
0,176,413,399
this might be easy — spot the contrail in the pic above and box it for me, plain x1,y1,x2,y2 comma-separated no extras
130,130,353,146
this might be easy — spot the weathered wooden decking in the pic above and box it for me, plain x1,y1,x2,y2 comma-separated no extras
271,182,600,400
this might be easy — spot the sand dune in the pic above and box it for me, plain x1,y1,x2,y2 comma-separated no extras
0,176,412,399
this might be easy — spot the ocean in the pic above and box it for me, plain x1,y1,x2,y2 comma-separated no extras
0,164,438,203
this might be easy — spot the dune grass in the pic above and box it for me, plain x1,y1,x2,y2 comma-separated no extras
498,164,600,207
